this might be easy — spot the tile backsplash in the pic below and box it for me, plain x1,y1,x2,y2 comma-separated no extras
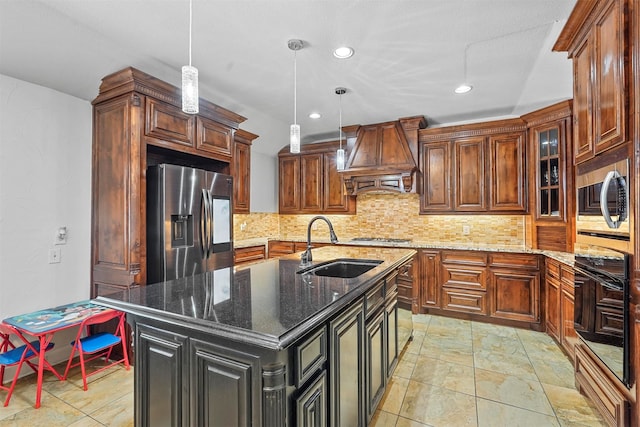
235,193,526,246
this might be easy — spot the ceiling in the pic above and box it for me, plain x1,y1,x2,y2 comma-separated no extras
0,0,577,154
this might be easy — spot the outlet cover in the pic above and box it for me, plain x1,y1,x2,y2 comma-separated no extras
49,248,61,264
462,225,470,235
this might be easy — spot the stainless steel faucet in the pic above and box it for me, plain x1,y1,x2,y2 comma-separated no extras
300,216,338,265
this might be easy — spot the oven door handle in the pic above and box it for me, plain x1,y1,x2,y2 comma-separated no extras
600,170,627,229
574,265,624,292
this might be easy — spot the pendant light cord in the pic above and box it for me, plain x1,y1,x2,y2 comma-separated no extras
293,50,297,125
339,92,343,149
188,0,193,66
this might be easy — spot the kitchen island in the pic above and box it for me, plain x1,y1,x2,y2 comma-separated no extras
96,245,416,427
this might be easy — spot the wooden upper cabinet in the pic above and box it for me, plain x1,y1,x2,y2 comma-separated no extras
488,132,526,211
279,156,301,213
197,116,233,159
300,153,323,212
454,137,486,211
419,119,527,214
555,0,627,164
278,141,355,214
420,141,452,212
233,129,258,214
145,97,194,148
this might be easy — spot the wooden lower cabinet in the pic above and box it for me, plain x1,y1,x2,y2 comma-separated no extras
575,341,630,427
267,240,330,259
545,259,562,342
234,245,266,265
418,249,543,329
545,258,577,360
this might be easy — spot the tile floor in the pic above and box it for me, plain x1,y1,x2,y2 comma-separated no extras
0,314,606,426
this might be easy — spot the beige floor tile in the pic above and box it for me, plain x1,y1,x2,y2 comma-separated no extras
369,410,399,427
0,392,85,427
472,333,527,356
473,349,537,380
412,314,431,325
472,321,519,339
420,337,475,367
542,383,606,426
412,354,475,395
475,368,554,416
89,391,134,427
379,376,410,415
528,354,576,389
400,380,477,427
476,398,560,427
67,416,104,426
395,416,433,427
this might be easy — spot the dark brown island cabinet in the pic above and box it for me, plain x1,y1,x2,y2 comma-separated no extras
97,246,415,427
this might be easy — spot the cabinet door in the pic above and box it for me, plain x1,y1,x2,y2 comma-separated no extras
488,132,526,211
385,298,399,376
279,156,300,213
546,262,562,342
560,265,577,359
323,152,354,213
490,269,540,323
593,0,626,154
136,324,189,427
300,153,323,212
420,141,452,212
366,309,386,423
196,116,232,159
573,37,594,164
92,94,144,290
533,123,563,220
329,300,365,427
189,339,261,427
419,250,440,310
453,137,485,211
233,141,251,214
145,97,194,148
296,372,327,427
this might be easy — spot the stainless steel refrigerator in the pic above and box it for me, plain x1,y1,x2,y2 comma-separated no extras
147,164,233,284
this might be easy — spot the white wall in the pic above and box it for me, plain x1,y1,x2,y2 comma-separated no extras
0,74,92,320
250,151,278,213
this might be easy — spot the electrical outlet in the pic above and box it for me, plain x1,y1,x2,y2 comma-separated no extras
49,248,61,264
240,222,247,231
462,225,470,235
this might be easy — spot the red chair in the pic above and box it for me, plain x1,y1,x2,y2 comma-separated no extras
63,310,130,391
0,323,54,406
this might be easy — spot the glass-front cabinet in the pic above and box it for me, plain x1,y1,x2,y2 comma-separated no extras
537,126,561,218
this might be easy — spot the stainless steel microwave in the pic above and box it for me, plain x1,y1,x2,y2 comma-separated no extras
576,158,631,253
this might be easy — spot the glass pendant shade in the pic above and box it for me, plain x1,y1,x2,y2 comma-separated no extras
290,124,301,153
182,65,199,114
336,147,345,170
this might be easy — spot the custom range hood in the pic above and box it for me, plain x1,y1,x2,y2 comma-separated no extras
339,116,427,195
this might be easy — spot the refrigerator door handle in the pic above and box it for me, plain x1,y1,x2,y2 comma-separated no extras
200,189,210,258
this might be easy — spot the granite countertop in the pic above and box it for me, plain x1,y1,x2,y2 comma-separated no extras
234,237,575,267
96,246,416,350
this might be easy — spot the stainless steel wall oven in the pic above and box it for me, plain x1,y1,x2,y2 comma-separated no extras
574,246,630,387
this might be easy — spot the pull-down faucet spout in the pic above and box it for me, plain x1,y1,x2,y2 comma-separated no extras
300,216,338,265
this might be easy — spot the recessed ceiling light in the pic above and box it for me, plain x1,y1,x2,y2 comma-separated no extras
309,112,321,119
333,46,354,59
454,84,472,94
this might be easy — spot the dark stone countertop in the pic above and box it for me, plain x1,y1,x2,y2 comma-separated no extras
96,246,416,350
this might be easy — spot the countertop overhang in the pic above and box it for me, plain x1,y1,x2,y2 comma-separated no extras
96,246,416,350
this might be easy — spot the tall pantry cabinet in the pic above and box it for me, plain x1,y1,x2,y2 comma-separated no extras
91,67,249,297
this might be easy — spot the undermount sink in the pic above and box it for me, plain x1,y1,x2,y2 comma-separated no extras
298,258,383,279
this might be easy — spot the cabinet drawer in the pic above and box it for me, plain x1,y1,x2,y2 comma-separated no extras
145,98,194,147
441,251,487,266
365,281,385,318
442,289,487,314
294,327,327,388
560,264,574,287
397,284,412,300
489,253,540,269
268,241,295,258
441,264,486,290
234,245,266,265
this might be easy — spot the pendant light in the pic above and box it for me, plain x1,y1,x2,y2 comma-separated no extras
288,39,303,153
335,87,347,170
182,0,199,114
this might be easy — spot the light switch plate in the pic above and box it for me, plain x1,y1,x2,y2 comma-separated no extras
49,248,61,263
